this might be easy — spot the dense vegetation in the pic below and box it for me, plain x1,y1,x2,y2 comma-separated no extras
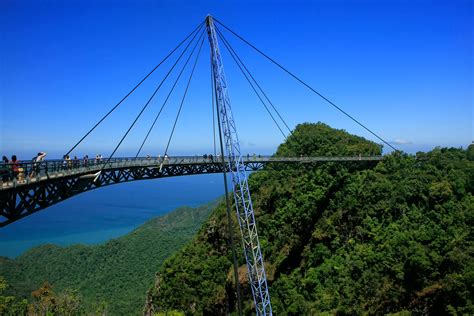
145,122,473,315
0,200,219,315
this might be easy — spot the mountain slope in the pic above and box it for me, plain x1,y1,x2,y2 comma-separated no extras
145,122,473,315
0,199,220,315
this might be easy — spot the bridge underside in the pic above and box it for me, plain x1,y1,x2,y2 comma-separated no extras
0,161,265,227
0,158,380,227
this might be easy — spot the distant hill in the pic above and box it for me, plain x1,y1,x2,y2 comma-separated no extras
144,122,474,315
0,199,220,315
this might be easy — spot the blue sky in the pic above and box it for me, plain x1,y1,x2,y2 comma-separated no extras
1,0,472,159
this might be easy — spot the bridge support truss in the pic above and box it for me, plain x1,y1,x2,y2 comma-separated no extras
0,157,381,228
206,15,273,315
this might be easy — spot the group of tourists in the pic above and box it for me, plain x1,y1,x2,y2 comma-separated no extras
0,151,267,183
0,152,47,182
62,154,104,169
202,153,218,162
153,154,169,162
0,151,106,182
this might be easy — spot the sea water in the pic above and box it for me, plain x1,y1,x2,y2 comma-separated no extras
0,173,226,258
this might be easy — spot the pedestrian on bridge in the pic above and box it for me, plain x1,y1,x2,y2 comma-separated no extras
10,155,23,181
73,156,79,168
30,152,47,177
63,155,71,169
95,154,103,164
1,156,10,181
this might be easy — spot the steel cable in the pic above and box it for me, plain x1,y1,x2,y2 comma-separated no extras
100,26,204,171
65,21,205,157
163,36,206,156
136,30,207,157
216,26,292,135
214,18,398,151
215,28,288,139
210,52,217,156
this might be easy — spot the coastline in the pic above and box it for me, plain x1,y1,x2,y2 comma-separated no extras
0,173,225,258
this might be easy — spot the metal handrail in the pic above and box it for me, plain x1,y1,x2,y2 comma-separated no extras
0,155,383,189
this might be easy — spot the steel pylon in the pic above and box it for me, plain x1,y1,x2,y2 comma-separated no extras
205,15,272,315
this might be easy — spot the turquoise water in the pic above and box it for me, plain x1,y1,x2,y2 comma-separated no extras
0,227,135,257
0,174,225,258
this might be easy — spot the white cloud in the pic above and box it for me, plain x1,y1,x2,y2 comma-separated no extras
391,138,413,145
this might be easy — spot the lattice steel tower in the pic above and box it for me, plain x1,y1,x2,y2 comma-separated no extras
206,15,272,315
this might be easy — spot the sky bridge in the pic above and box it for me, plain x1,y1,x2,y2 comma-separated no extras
0,155,382,227
1,3,471,315
0,15,396,315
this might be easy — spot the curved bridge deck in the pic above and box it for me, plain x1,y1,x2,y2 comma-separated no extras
0,155,382,227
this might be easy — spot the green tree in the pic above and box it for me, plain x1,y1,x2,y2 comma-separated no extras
145,123,473,315
0,276,28,316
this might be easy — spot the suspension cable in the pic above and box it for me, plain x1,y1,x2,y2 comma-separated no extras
65,22,205,157
136,30,207,157
101,26,204,170
216,26,292,135
163,36,206,156
211,55,243,316
210,51,217,156
214,18,398,151
215,29,288,139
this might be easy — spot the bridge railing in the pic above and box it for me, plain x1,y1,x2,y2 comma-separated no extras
0,156,222,187
0,155,382,189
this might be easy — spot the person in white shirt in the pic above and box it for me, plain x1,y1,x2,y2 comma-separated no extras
30,152,47,177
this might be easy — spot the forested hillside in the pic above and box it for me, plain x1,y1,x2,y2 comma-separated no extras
0,200,219,315
145,123,473,315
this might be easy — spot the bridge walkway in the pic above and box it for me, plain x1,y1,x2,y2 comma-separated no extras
0,155,382,190
0,155,382,226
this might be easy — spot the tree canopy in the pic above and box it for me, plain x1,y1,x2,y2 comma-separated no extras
0,201,219,315
145,122,473,315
